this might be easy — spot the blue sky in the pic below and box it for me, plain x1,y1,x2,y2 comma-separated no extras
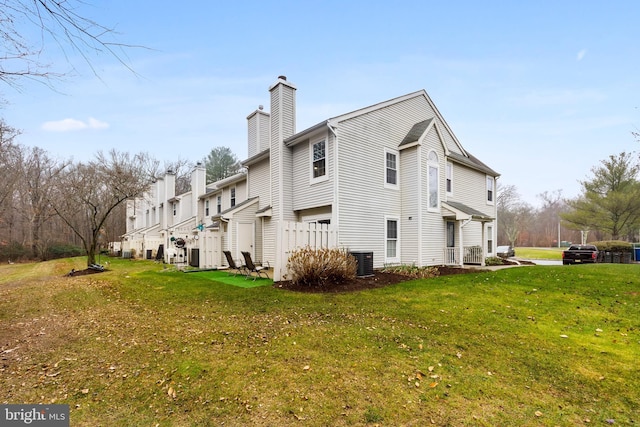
2,0,639,206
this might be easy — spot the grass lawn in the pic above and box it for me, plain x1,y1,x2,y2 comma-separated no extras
516,247,564,260
1,257,638,426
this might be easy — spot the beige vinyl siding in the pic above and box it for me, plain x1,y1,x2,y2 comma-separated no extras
259,114,270,152
449,162,492,214
337,96,430,267
247,113,258,158
262,218,275,267
247,158,271,209
421,127,447,265
232,205,260,260
270,88,281,219
291,131,334,211
400,145,419,264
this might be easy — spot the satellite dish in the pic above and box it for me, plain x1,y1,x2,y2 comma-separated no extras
174,238,185,248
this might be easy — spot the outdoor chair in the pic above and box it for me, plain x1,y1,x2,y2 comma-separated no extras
241,251,269,280
223,250,247,276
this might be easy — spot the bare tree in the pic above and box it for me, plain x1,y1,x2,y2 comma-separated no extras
17,147,69,259
1,0,139,88
49,150,157,266
497,183,533,247
164,158,195,195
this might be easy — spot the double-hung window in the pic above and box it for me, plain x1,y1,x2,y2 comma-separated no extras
216,195,221,214
385,218,400,263
446,162,453,194
487,226,494,254
205,200,210,216
428,151,439,210
385,149,398,188
486,176,494,204
312,140,326,179
230,187,236,207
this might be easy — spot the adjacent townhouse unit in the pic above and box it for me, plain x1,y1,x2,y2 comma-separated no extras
122,76,500,281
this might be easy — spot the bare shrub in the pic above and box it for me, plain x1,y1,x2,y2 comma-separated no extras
287,247,357,287
380,264,439,279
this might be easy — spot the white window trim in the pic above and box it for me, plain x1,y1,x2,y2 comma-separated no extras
216,195,222,214
487,225,494,256
427,150,440,212
486,175,495,205
384,148,399,190
446,161,453,196
384,216,401,264
310,138,328,184
230,187,236,207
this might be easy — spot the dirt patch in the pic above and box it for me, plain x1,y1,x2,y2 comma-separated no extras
275,265,488,293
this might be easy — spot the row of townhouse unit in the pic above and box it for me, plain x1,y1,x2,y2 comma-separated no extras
122,76,500,281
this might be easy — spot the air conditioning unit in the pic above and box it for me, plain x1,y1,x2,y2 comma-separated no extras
350,251,374,278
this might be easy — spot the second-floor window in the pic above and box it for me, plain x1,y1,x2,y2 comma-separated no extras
428,151,439,209
205,200,210,216
230,187,236,207
385,149,398,187
487,176,494,203
312,140,326,179
172,202,177,216
446,162,453,194
216,195,221,214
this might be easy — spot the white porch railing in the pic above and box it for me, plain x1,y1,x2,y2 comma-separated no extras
444,246,484,266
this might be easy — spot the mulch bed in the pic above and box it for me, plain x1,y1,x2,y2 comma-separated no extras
275,265,490,293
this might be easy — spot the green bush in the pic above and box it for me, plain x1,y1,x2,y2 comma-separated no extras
286,247,357,287
590,240,632,252
47,243,85,259
0,241,28,262
485,256,506,266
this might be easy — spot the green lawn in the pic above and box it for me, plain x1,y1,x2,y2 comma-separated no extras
1,257,638,426
515,246,564,260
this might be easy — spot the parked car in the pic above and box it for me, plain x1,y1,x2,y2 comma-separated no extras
496,245,515,258
562,244,599,265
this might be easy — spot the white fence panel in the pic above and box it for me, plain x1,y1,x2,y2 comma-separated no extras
274,221,338,282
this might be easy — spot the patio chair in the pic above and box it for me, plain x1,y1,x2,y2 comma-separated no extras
223,250,247,276
241,251,269,280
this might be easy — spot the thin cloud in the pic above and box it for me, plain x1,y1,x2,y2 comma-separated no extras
42,117,109,132
577,49,587,61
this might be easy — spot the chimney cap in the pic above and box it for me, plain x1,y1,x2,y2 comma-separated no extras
278,75,287,81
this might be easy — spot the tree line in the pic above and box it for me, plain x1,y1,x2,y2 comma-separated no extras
0,124,240,266
498,150,640,247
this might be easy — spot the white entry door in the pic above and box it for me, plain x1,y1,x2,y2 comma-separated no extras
236,222,255,259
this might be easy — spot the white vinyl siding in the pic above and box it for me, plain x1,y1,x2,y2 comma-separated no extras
421,127,447,265
247,158,271,209
427,150,439,211
292,132,333,211
337,95,426,267
400,146,420,263
486,175,495,204
311,139,327,181
385,217,400,263
385,148,399,189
